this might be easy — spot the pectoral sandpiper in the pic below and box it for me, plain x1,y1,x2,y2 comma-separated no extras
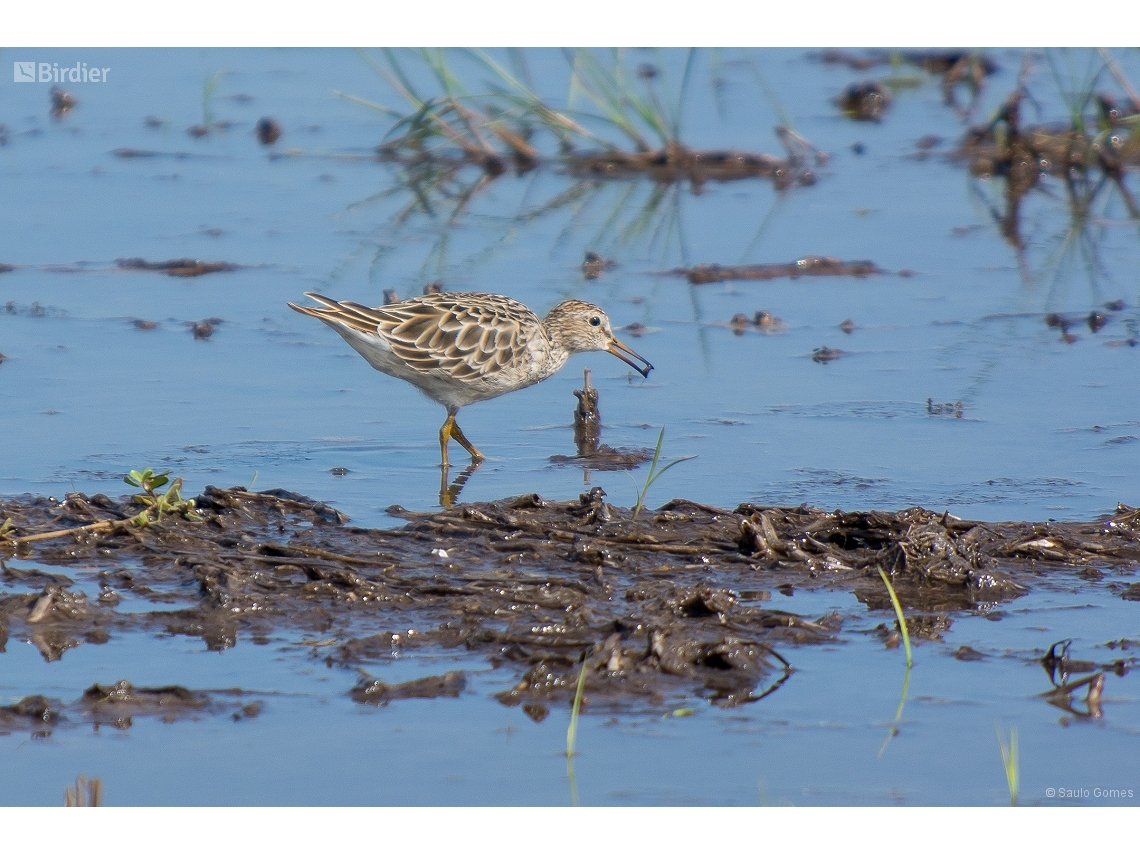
288,291,652,467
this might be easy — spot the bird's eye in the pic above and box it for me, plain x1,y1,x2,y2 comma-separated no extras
589,316,601,327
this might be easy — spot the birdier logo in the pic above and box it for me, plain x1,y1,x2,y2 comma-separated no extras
13,61,110,83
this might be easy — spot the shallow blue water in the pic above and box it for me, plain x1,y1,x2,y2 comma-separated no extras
2,47,1139,805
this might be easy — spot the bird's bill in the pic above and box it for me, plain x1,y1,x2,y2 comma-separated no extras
607,336,653,378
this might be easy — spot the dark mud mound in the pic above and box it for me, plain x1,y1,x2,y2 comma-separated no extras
4,487,1140,711
0,680,257,737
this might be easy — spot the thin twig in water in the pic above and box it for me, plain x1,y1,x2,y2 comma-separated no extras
64,776,103,807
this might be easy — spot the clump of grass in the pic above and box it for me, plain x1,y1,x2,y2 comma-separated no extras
877,567,912,667
630,428,695,520
340,48,820,190
995,722,1019,805
566,47,695,151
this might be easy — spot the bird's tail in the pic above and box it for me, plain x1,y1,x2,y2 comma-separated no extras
288,292,385,334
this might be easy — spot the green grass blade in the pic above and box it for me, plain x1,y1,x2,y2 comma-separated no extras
995,721,1019,805
877,567,912,667
672,48,697,140
328,89,405,119
566,653,589,758
631,428,695,520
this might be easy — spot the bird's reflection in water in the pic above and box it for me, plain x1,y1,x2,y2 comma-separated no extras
439,460,482,508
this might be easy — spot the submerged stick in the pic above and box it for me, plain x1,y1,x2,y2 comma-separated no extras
10,518,125,546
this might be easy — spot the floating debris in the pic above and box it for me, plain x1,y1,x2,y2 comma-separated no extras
812,346,844,363
953,79,1140,248
818,50,996,109
255,116,281,145
754,311,783,331
1045,313,1070,331
582,251,616,279
927,398,965,418
3,301,66,319
130,319,159,331
50,86,76,118
728,310,785,336
673,256,883,285
351,671,466,705
112,148,201,159
837,81,891,122
116,258,240,277
187,318,223,340
954,645,988,661
570,142,816,188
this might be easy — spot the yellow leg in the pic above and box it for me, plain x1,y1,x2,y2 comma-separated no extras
440,409,484,468
450,419,485,463
439,414,455,469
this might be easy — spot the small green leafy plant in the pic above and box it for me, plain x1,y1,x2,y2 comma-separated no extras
630,428,695,520
125,468,202,527
4,468,202,547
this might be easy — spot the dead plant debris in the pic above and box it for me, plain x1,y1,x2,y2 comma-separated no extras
671,256,884,285
837,81,891,122
5,486,1140,711
116,258,241,277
